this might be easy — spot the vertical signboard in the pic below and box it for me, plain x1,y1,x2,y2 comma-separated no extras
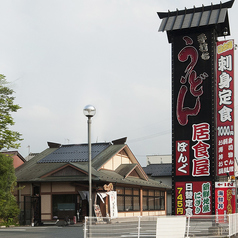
173,30,215,216
215,182,236,223
108,191,118,218
176,181,212,215
216,40,234,176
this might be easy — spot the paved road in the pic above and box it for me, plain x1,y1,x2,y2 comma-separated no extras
0,225,84,238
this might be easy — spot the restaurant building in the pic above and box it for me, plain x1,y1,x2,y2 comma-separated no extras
15,138,170,225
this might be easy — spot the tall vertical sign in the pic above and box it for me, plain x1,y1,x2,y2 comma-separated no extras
173,30,215,216
158,0,235,217
216,40,234,176
215,182,236,223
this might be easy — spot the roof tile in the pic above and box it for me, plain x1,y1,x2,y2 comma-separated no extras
38,143,110,163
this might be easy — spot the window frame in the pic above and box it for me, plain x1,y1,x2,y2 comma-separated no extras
143,189,165,211
116,187,140,212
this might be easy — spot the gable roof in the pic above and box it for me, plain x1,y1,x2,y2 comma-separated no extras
143,163,172,177
15,140,170,189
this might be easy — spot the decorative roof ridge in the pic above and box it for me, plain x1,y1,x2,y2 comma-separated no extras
61,142,112,147
157,0,234,19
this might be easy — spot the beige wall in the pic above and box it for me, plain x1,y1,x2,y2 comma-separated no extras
118,210,165,217
41,183,51,193
103,159,113,170
20,183,32,196
52,182,75,193
113,155,122,170
41,194,51,213
102,153,131,170
40,182,76,194
41,194,51,221
122,156,131,165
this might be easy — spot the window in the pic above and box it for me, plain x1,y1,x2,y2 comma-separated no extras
143,189,165,211
52,194,76,219
116,187,140,212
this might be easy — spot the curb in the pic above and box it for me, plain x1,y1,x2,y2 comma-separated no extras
0,225,16,229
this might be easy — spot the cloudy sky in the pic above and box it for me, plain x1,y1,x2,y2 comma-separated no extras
1,0,237,166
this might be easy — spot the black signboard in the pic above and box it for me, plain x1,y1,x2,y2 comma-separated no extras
172,28,216,215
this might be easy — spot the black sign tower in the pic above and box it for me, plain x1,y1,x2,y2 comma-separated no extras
158,0,234,215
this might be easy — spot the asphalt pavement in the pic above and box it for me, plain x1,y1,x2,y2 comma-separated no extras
0,224,84,238
2,223,238,238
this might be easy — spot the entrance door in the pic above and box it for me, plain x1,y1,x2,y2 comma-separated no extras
52,194,77,220
21,196,41,226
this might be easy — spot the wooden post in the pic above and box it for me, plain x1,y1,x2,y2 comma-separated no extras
165,190,167,215
140,188,143,216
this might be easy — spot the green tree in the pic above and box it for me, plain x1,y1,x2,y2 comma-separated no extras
0,74,22,150
0,153,20,225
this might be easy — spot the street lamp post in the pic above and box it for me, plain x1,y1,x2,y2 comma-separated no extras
83,105,96,220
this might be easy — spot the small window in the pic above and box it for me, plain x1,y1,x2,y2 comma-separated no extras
117,196,124,212
125,196,133,211
133,196,140,211
143,189,165,211
117,187,140,212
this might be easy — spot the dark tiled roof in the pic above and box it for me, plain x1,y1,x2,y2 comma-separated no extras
38,143,110,163
15,142,171,189
143,164,172,177
15,148,59,181
158,0,234,37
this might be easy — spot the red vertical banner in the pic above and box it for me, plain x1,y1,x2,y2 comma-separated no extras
175,181,212,216
216,40,235,176
215,182,236,222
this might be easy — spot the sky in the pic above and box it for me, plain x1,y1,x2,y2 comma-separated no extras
0,0,237,167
